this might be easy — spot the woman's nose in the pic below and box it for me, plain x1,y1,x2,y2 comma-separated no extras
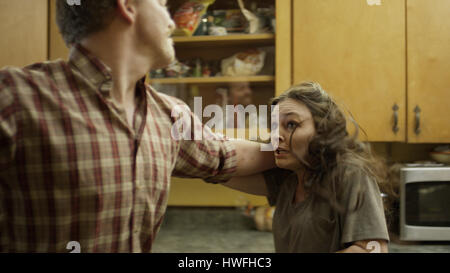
278,130,286,143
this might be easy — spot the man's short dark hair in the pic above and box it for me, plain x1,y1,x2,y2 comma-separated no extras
56,0,118,45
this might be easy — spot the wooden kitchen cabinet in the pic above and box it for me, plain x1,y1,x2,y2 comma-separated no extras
292,0,406,142
48,0,70,60
0,0,48,67
162,0,291,206
407,0,450,143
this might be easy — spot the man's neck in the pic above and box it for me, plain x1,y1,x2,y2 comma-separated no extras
80,34,152,109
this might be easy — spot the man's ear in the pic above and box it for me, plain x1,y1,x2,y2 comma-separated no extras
117,0,138,24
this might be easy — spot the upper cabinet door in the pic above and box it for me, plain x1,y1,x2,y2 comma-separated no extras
275,0,292,96
292,0,406,142
0,0,48,67
49,0,70,60
407,0,450,143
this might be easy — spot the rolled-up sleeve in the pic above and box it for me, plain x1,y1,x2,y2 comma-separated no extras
171,103,237,184
173,138,237,184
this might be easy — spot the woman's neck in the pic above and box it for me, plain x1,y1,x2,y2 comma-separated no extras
294,168,309,203
295,167,308,186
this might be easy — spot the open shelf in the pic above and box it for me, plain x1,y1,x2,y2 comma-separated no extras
172,33,275,48
147,75,275,85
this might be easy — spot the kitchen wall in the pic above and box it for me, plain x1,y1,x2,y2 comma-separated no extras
372,142,439,164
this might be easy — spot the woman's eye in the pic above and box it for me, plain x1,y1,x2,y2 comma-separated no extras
286,121,298,130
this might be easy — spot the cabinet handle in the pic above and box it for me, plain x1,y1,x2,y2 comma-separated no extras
414,105,421,135
392,103,399,134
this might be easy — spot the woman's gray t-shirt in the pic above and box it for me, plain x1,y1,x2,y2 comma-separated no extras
263,168,390,253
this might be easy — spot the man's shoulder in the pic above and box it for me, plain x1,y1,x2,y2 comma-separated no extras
145,84,189,110
0,59,67,88
0,66,27,85
147,86,185,104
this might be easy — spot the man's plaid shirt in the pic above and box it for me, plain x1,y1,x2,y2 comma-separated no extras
0,44,237,252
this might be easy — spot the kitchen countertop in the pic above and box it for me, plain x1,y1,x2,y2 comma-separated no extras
152,207,450,253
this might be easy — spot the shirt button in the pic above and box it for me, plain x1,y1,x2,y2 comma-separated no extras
99,81,112,93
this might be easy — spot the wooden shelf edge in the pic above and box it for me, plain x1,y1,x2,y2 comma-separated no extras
147,75,275,85
172,33,275,44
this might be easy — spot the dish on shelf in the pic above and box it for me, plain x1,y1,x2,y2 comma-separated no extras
430,151,450,164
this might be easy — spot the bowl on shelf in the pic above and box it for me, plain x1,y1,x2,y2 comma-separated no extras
430,151,450,164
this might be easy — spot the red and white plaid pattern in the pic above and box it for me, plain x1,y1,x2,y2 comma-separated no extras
0,44,237,252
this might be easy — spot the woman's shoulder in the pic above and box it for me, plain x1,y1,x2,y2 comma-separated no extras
337,163,378,194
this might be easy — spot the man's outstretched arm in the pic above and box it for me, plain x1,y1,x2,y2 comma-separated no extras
231,139,275,177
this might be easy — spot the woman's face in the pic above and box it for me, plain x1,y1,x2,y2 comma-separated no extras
273,98,316,171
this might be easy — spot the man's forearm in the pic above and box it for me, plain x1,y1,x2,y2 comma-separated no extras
231,140,276,176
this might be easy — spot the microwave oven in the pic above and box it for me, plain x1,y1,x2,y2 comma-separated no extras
400,166,450,241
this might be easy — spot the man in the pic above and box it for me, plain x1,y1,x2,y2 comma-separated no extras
0,0,275,252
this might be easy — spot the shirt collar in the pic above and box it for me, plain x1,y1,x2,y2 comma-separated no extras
69,44,113,90
68,43,147,96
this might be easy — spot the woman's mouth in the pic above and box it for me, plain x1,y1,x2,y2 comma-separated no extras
275,148,290,155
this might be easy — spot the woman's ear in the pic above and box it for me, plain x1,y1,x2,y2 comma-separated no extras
117,0,138,24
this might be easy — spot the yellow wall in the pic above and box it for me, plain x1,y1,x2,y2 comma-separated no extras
371,142,440,163
168,177,268,207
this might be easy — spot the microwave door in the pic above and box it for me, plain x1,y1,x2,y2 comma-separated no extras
400,167,450,241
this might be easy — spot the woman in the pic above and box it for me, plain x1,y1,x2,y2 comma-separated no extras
224,82,390,253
